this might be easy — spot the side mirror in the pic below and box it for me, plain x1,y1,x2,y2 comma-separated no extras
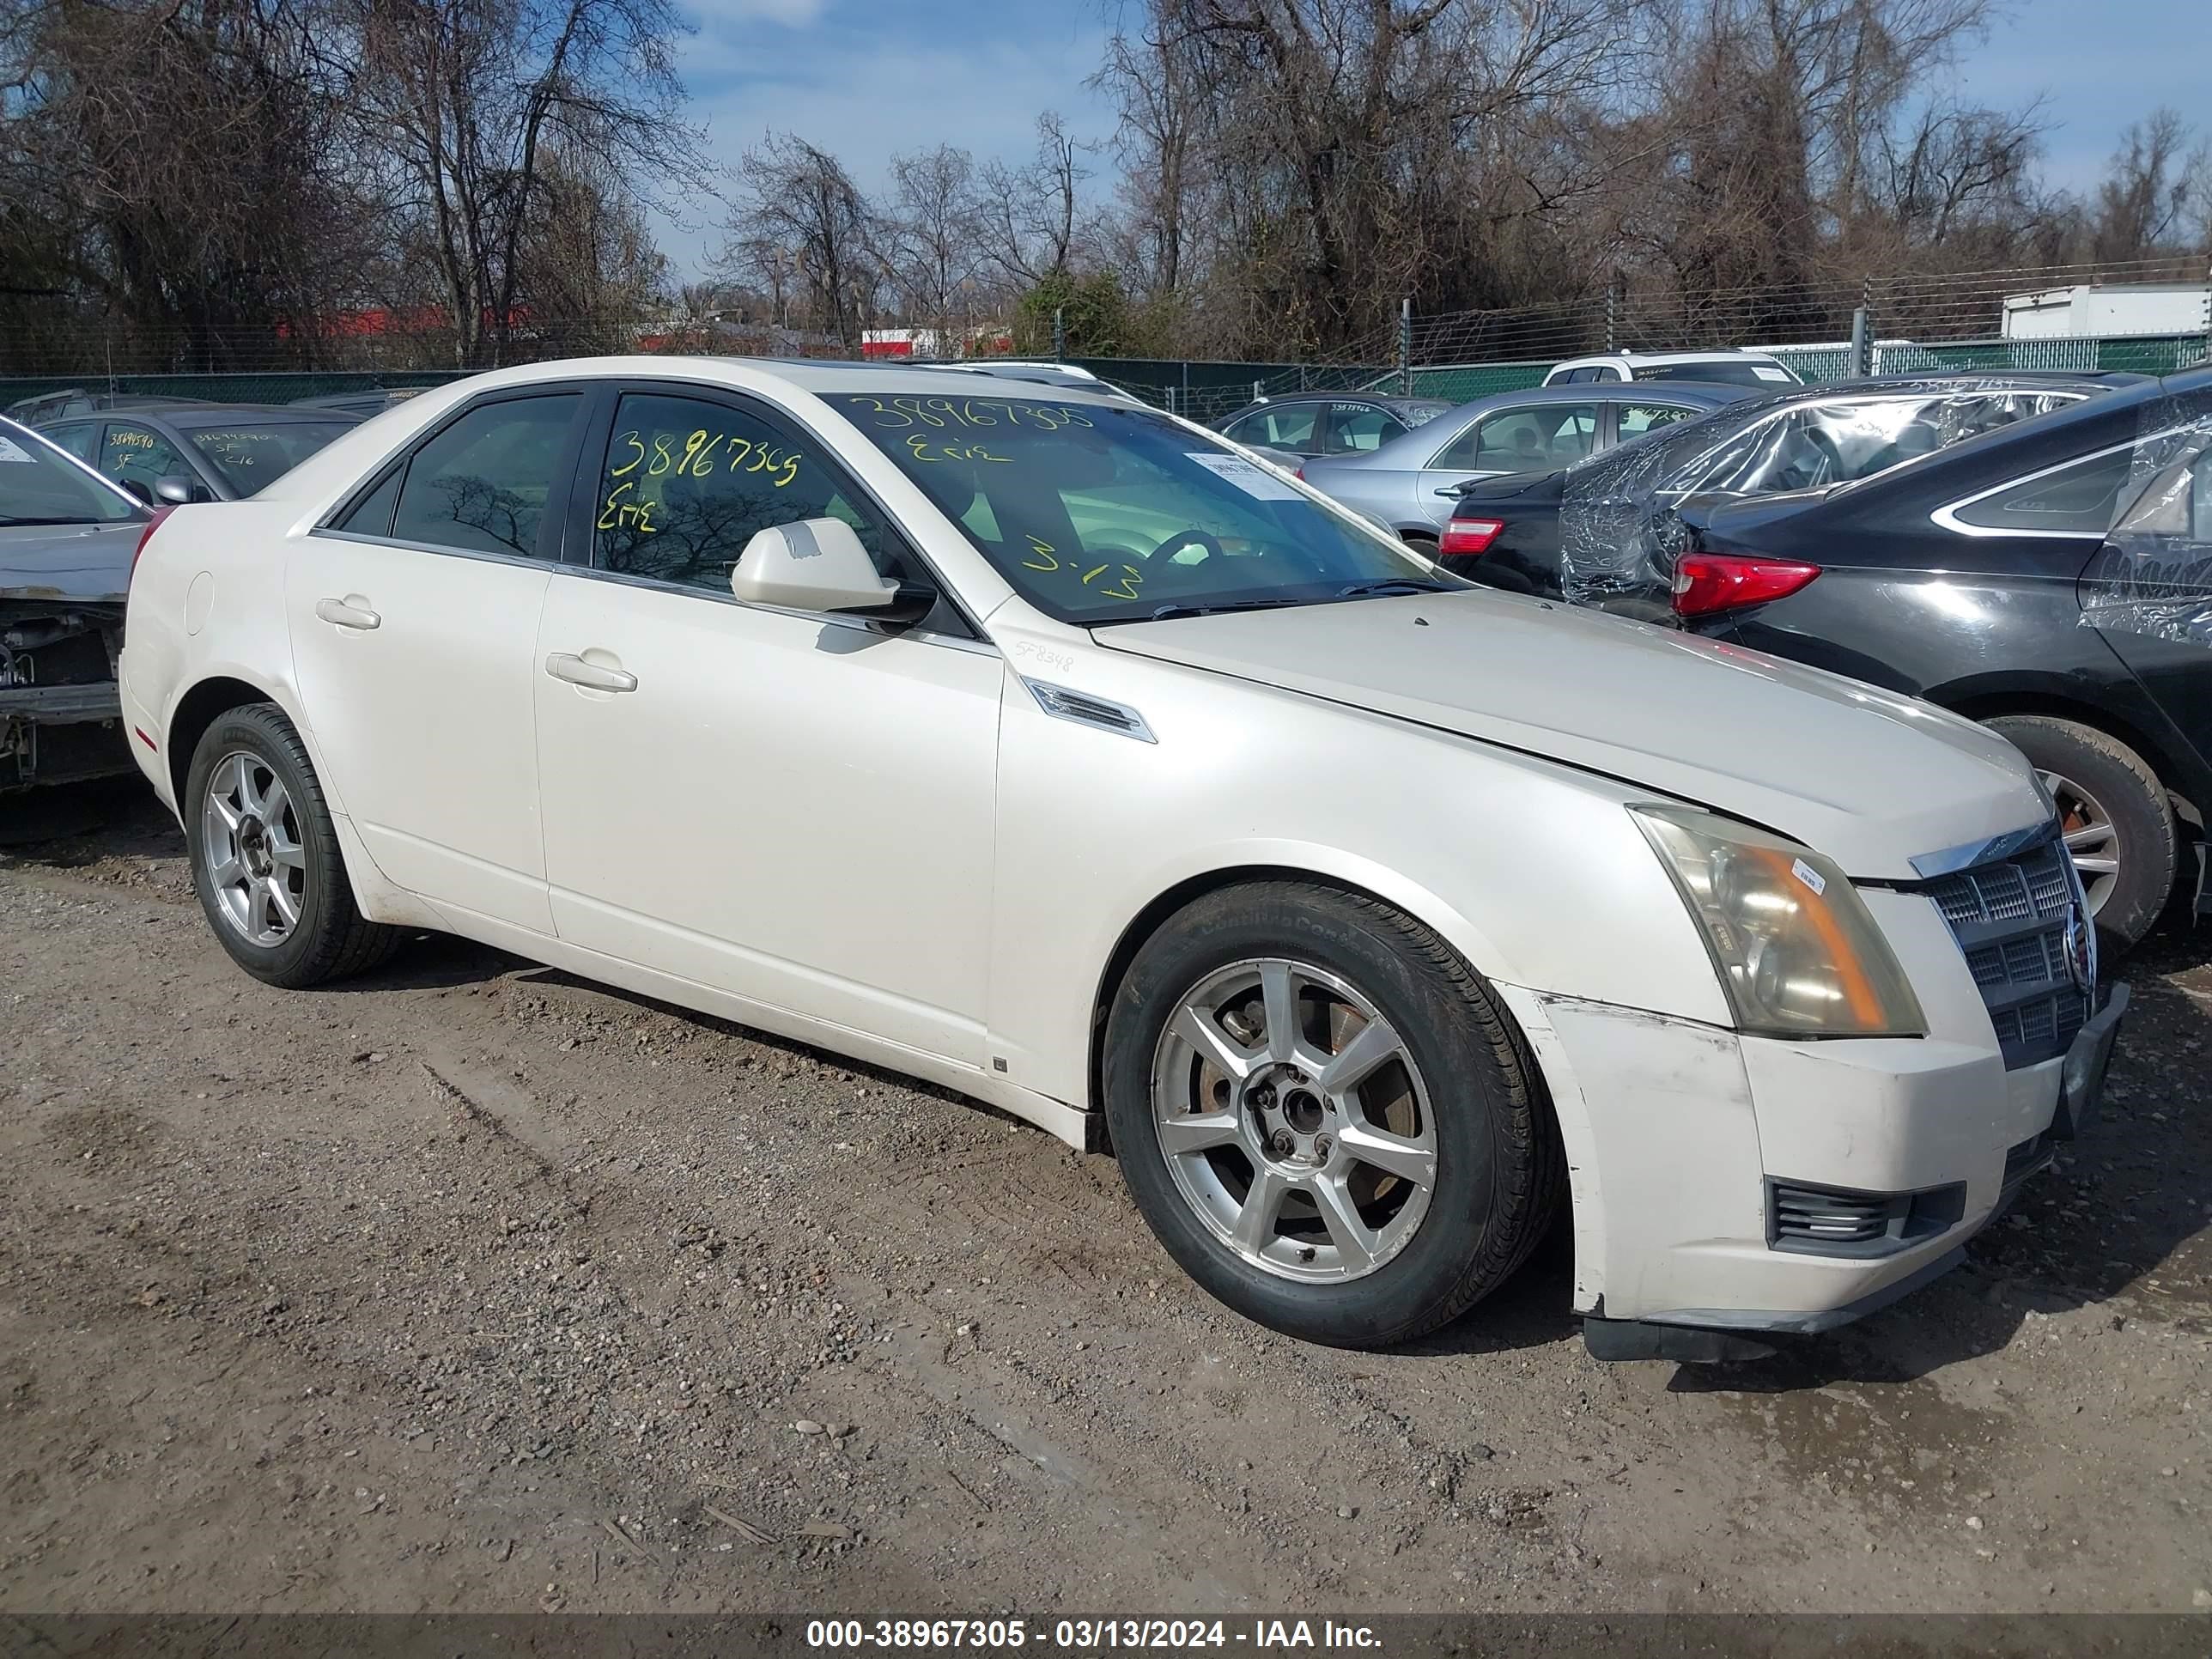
154,474,208,506
731,517,934,624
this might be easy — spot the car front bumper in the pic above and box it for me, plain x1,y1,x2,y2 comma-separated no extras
1494,885,2123,1339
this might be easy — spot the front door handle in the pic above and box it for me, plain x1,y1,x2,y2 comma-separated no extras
544,652,638,693
314,597,380,630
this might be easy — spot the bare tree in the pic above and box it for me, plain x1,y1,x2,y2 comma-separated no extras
976,112,1099,286
2087,111,2211,262
336,0,701,366
879,144,990,344
726,133,877,347
0,0,374,369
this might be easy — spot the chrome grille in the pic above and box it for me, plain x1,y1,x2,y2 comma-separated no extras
1918,832,2089,1070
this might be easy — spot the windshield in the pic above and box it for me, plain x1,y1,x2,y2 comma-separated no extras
0,421,140,526
829,394,1455,622
1400,401,1455,426
180,420,356,494
1636,362,1794,387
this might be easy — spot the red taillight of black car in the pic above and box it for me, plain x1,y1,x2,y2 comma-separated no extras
1439,517,1504,557
1670,551,1821,617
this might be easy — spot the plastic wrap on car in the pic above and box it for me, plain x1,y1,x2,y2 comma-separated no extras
2078,386,2212,649
1555,380,2082,608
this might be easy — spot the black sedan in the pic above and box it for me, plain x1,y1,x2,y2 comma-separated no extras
36,403,361,505
1441,374,2120,599
1661,366,2212,948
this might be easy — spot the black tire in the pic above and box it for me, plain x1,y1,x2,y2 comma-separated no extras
1102,881,1562,1348
182,702,402,988
1983,714,2177,951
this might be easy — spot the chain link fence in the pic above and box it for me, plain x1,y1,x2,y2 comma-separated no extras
3,256,2206,424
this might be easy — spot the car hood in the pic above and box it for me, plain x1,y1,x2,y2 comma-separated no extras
1094,590,2043,878
0,519,143,605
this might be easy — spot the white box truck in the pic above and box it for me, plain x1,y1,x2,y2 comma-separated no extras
2002,282,2210,339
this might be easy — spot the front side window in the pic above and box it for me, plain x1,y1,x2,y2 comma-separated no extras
0,422,141,526
1326,404,1405,453
389,394,580,558
829,393,1449,623
182,421,356,495
1225,404,1320,452
101,422,187,494
591,392,907,592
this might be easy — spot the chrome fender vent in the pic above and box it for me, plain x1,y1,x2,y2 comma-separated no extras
1021,678,1156,744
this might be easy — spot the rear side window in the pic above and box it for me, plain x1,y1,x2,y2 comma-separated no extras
1949,446,2136,537
1433,404,1597,472
1619,403,1698,441
388,394,580,558
46,423,97,462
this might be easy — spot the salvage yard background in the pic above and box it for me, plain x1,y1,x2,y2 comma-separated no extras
3,785,2208,1613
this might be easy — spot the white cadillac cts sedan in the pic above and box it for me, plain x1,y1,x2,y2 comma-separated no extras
119,357,2124,1358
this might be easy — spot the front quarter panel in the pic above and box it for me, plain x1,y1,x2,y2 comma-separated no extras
981,619,1732,1111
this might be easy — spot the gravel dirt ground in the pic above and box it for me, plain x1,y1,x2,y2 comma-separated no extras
3,781,2209,1618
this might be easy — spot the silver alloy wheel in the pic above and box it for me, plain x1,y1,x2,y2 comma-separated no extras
1150,957,1437,1284
200,749,307,947
2039,768,2119,915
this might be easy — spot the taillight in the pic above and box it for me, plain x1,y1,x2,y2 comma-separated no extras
1671,552,1820,617
1440,517,1504,557
1293,465,1305,481
130,506,174,586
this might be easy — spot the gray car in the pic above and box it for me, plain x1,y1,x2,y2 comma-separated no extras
38,403,361,506
1299,381,1757,544
0,416,148,793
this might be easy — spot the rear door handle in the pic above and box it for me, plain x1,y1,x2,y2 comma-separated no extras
544,652,637,693
314,598,380,630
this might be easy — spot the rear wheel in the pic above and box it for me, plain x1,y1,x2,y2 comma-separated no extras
1983,714,2176,950
184,703,401,987
1102,882,1561,1347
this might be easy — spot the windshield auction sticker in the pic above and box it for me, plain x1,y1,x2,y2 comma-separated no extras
1185,452,1304,500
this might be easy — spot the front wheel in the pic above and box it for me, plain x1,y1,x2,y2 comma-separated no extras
1982,714,2177,951
1102,882,1561,1347
183,702,401,987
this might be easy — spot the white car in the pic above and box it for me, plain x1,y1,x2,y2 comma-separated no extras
1543,349,1800,389
119,356,2124,1358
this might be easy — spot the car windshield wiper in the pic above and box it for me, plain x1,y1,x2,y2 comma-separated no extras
1336,578,1455,599
1136,598,1313,621
0,515,100,527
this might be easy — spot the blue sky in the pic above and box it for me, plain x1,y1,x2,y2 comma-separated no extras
659,0,2211,278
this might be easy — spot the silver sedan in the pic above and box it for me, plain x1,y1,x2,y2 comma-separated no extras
1299,382,1756,545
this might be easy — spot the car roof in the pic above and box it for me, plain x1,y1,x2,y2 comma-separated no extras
1218,391,1445,416
1556,349,1785,367
39,401,361,426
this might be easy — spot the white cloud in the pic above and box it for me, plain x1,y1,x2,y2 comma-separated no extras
702,0,832,24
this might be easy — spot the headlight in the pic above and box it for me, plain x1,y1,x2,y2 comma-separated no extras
1631,803,1925,1038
